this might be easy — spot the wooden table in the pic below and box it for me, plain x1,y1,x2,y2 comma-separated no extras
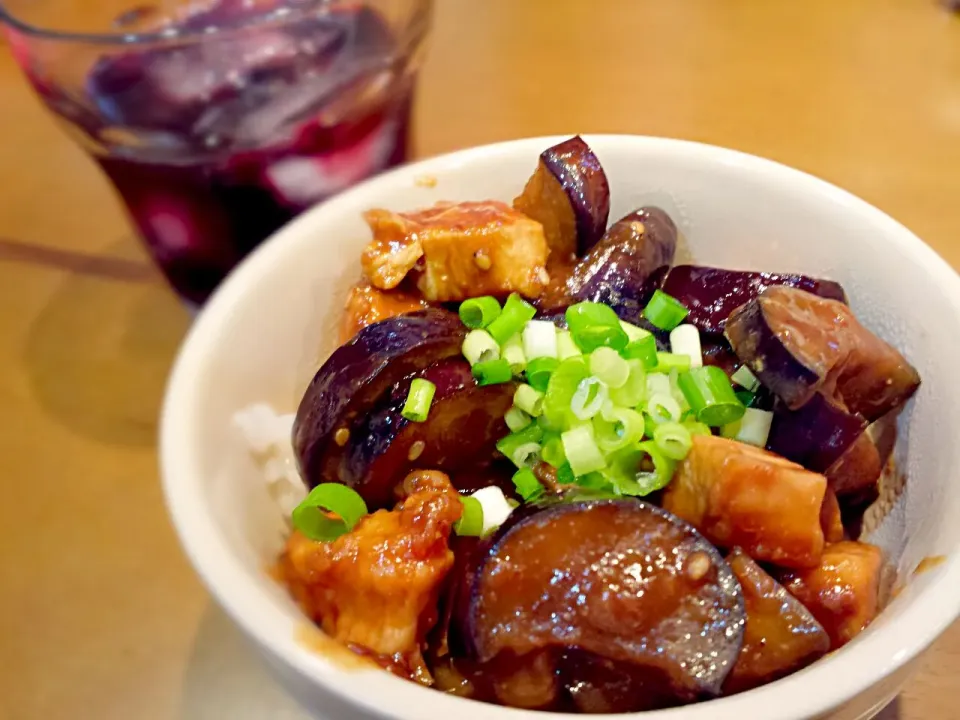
2,1,959,718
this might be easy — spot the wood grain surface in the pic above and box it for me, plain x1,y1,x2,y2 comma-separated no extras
2,1,960,718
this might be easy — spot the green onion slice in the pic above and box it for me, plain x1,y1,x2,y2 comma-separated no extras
496,423,544,468
504,406,532,432
642,290,690,331
459,296,501,329
454,496,485,536
571,376,609,420
589,346,630,388
683,419,713,437
609,359,647,408
487,293,537,344
561,423,607,476
512,467,544,502
472,358,513,386
557,462,576,485
653,421,693,461
542,357,589,428
462,329,500,366
291,483,368,542
594,406,645,453
541,433,567,468
677,366,747,427
652,352,692,374
401,378,436,422
623,334,658,368
522,319,559,360
646,392,683,425
556,330,583,360
731,364,761,392
502,334,527,374
606,442,676,497
565,302,629,352
514,384,545,417
526,356,560,392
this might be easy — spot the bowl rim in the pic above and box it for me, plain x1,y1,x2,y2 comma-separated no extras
161,133,960,720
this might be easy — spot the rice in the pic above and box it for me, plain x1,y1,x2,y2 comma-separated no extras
232,403,306,517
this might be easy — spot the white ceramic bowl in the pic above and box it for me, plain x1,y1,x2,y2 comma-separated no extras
161,135,960,720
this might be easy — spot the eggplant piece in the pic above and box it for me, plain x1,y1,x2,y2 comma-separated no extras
663,435,827,568
777,541,884,649
340,359,516,508
293,309,465,490
513,135,610,259
825,432,883,497
568,206,678,312
766,393,868,473
461,499,745,710
820,488,845,543
725,286,921,421
722,549,830,695
658,265,846,335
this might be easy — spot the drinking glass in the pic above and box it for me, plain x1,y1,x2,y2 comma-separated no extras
1,0,432,306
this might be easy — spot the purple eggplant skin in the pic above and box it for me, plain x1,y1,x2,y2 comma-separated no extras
660,266,847,335
339,359,517,508
568,206,678,309
459,499,745,707
292,308,465,490
540,136,611,256
725,286,920,421
766,393,868,474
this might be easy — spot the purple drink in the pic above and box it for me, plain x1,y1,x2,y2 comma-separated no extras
5,0,430,305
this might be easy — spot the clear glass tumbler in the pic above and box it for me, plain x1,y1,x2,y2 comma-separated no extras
1,0,432,306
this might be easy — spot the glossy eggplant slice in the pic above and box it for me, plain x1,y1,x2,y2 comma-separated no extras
293,309,465,490
461,499,745,710
725,286,920,421
339,360,517,508
663,435,827,568
568,207,678,311
824,432,883,497
513,135,610,259
777,541,884,649
659,266,846,335
766,393,868,473
722,549,830,695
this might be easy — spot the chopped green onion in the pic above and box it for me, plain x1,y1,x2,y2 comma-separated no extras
653,421,693,460
487,293,537,344
669,324,703,368
576,471,615,491
669,369,691,413
542,357,589,427
677,366,747,427
731,364,761,392
526,356,559,392
459,296,501,329
292,483,368,542
609,359,647,408
504,406,532,432
512,467,544,502
594,406,645,453
604,442,675,496
462,329,500,366
589,346,630,389
642,289,690,331
472,358,513,386
561,423,607,475
623,334,658,368
522,320,558,360
454,496,484,536
735,390,756,408
557,462,576,485
646,392,683,425
653,352,692,373
571,377,609,420
469,486,514,534
556,330,583,360
722,407,774,447
647,373,671,398
565,302,629,352
502,334,527,374
514,384,545,416
496,423,544,467
401,378,436,422
541,433,567,468
620,320,651,342
683,419,713,437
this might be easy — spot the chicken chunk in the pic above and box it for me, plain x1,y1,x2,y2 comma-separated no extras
338,282,430,344
361,201,549,301
662,435,827,569
776,541,884,650
722,549,829,695
281,470,462,682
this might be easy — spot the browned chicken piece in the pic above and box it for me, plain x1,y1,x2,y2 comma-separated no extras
662,435,827,569
361,201,550,301
820,488,845,543
338,282,430,344
722,549,830,695
281,470,462,683
776,541,884,650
